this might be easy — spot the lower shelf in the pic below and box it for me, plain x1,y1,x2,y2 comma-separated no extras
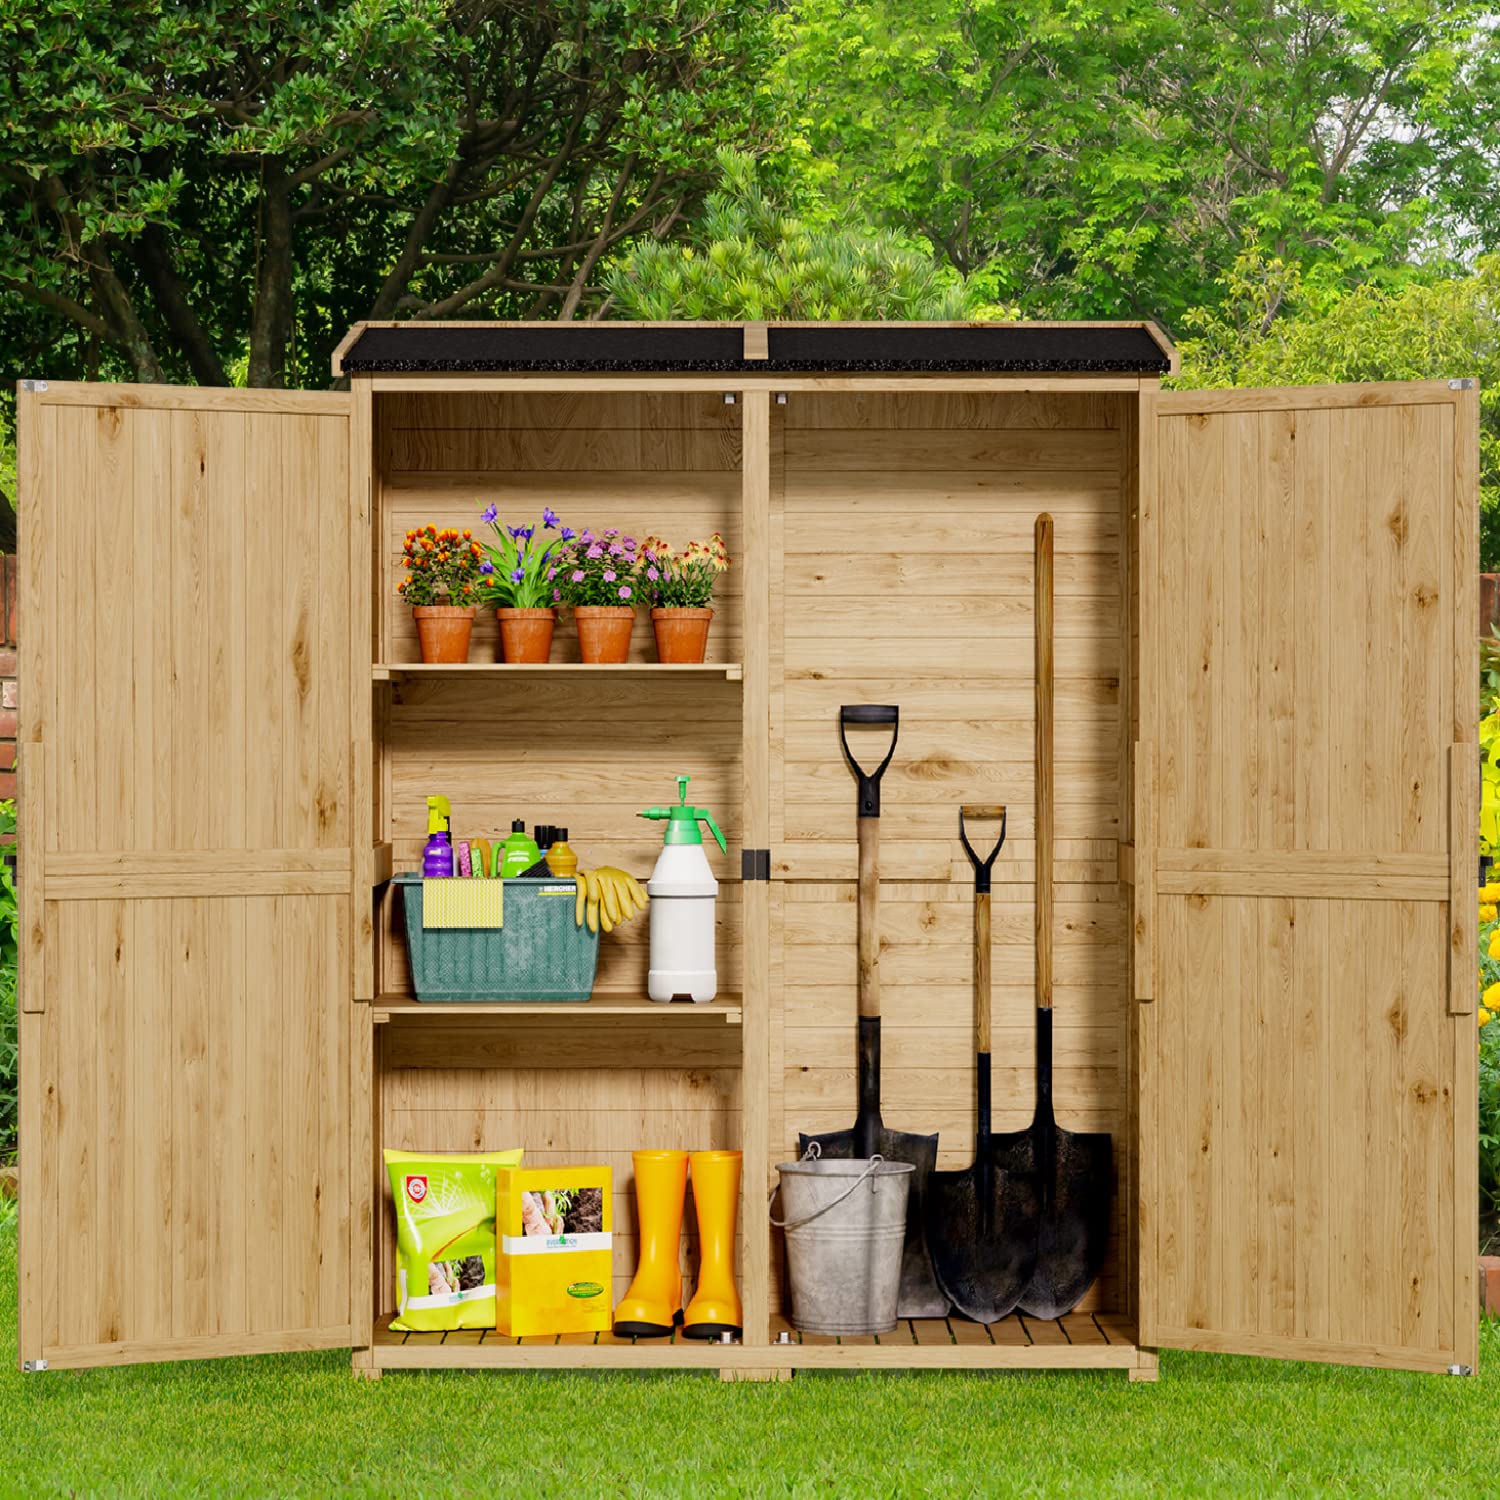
371,1313,1144,1372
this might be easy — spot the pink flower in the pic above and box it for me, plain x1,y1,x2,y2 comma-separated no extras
618,585,632,600
552,588,562,603
603,528,619,539
571,569,585,583
586,544,604,560
603,569,617,582
646,566,660,581
609,543,624,557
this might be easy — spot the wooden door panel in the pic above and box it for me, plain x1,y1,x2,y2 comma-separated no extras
18,384,353,1369
1142,382,1477,1373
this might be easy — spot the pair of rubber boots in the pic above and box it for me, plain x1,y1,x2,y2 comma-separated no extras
614,1148,742,1339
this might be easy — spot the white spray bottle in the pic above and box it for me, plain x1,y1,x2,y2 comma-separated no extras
639,774,727,1003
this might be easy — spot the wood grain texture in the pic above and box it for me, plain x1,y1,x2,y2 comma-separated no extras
1141,385,1474,1371
22,389,354,1368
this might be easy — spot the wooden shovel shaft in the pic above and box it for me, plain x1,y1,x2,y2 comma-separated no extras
975,890,991,1052
858,815,880,1019
1035,513,1054,1012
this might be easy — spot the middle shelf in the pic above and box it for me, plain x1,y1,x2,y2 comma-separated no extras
372,993,743,1024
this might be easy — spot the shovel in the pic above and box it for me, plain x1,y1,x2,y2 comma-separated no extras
924,805,1042,1322
799,704,949,1320
1016,512,1112,1318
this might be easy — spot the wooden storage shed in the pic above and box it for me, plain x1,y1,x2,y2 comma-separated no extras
14,321,1479,1378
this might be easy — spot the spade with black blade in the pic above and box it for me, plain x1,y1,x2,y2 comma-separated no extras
1016,511,1112,1319
924,804,1042,1322
799,704,949,1320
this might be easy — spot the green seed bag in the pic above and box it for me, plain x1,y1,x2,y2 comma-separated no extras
384,1148,524,1332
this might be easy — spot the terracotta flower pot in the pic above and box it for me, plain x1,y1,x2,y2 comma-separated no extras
573,605,636,664
651,607,714,664
412,605,475,664
497,607,556,664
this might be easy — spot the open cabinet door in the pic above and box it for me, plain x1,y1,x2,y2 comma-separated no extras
16,382,356,1369
1138,381,1479,1373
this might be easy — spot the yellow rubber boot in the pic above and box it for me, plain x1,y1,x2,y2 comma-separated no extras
613,1149,688,1337
682,1150,743,1339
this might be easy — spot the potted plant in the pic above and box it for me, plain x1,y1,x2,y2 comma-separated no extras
642,533,730,663
556,528,642,663
477,503,574,663
399,525,483,663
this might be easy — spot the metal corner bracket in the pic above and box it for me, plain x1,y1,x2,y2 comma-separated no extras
1448,378,1477,390
1447,1363,1474,1376
22,1359,48,1373
20,379,47,393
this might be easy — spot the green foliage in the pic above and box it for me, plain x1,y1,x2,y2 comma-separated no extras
1176,255,1500,567
0,1,776,386
476,506,574,611
777,0,1500,323
1478,886,1500,1219
607,150,969,320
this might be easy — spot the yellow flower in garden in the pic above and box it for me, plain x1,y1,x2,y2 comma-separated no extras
1482,904,1497,923
1482,883,1500,902
1480,1007,1493,1027
1488,927,1500,960
1484,981,1500,1009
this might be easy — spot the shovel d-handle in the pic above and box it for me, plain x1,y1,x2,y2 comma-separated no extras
839,704,898,818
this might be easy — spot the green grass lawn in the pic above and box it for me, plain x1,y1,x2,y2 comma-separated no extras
1,1208,1496,1499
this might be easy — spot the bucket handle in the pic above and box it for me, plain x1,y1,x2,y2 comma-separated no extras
768,1154,887,1231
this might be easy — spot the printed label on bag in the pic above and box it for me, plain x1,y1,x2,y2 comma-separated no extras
538,885,574,896
501,1231,612,1256
405,1175,428,1203
567,1281,605,1299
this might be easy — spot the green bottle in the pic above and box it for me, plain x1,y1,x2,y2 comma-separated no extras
498,819,540,878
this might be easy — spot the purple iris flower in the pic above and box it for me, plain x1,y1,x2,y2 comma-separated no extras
510,567,525,584
479,560,495,575
509,524,533,542
542,507,560,529
481,504,498,525
559,526,576,542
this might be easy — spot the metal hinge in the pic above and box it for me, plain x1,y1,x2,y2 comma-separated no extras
1447,1363,1474,1376
22,1359,48,1373
741,848,771,882
1449,378,1477,390
20,380,47,393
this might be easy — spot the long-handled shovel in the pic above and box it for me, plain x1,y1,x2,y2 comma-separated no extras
924,805,1041,1322
1016,512,1112,1318
799,704,949,1320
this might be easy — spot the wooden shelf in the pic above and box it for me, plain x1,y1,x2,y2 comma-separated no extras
373,662,743,682
371,1314,1146,1373
372,993,742,1024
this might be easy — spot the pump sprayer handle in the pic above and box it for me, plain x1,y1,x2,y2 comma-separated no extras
699,809,728,854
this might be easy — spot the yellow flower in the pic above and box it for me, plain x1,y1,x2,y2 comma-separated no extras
1489,928,1500,961
1484,981,1500,1009
1481,1007,1493,1027
1482,883,1500,902
1482,904,1496,923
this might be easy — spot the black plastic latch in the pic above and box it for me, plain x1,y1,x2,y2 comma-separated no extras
741,848,771,881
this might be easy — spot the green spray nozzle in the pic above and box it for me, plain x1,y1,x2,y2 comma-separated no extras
639,774,726,853
426,795,452,835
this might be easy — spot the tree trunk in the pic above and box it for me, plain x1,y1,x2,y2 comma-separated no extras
133,225,230,386
248,162,294,388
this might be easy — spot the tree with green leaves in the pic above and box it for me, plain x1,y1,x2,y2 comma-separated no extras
1175,252,1500,565
779,0,1500,324
607,150,970,320
0,1,774,387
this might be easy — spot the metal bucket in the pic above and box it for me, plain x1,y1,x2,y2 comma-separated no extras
771,1154,915,1335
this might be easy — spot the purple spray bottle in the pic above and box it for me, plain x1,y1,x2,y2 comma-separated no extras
423,795,455,877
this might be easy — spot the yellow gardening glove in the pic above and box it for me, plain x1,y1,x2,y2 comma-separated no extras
573,867,648,934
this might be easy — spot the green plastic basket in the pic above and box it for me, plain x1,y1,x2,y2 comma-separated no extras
396,874,600,1002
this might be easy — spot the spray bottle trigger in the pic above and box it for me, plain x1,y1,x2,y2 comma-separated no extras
699,810,727,853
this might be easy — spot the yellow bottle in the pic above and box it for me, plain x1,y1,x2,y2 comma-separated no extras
546,829,578,878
